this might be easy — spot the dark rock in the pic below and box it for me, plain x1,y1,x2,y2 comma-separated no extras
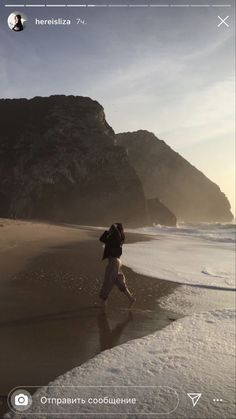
0,96,148,227
116,130,233,222
147,198,177,226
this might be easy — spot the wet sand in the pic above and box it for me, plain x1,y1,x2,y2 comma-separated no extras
0,219,180,416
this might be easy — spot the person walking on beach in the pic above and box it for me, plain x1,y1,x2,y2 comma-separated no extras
99,223,136,309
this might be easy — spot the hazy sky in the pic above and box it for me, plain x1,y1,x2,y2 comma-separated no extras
0,0,235,214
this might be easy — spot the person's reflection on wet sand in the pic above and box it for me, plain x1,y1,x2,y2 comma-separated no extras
97,311,133,351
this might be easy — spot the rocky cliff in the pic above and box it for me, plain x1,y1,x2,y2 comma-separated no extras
116,130,233,222
147,198,177,226
0,96,176,227
0,96,148,227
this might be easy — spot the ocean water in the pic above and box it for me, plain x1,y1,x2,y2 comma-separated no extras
5,223,235,418
124,223,236,289
66,222,236,244
131,222,236,244
7,309,235,419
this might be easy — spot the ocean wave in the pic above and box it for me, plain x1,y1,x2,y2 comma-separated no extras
5,309,235,419
133,222,236,244
122,236,235,289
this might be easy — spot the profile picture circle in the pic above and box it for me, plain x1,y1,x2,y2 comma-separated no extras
8,12,27,32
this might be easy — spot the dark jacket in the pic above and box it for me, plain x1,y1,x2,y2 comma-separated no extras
99,228,124,260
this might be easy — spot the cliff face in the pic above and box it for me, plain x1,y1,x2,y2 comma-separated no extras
147,198,177,226
0,96,149,227
116,130,233,222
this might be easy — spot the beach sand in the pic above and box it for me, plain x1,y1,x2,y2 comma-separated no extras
0,219,179,417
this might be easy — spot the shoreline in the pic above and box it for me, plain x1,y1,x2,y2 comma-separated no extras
8,308,233,419
1,219,235,419
0,219,180,417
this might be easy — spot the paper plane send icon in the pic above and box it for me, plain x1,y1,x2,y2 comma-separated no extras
187,393,202,407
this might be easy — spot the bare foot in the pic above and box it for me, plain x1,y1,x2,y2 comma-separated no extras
128,296,136,309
